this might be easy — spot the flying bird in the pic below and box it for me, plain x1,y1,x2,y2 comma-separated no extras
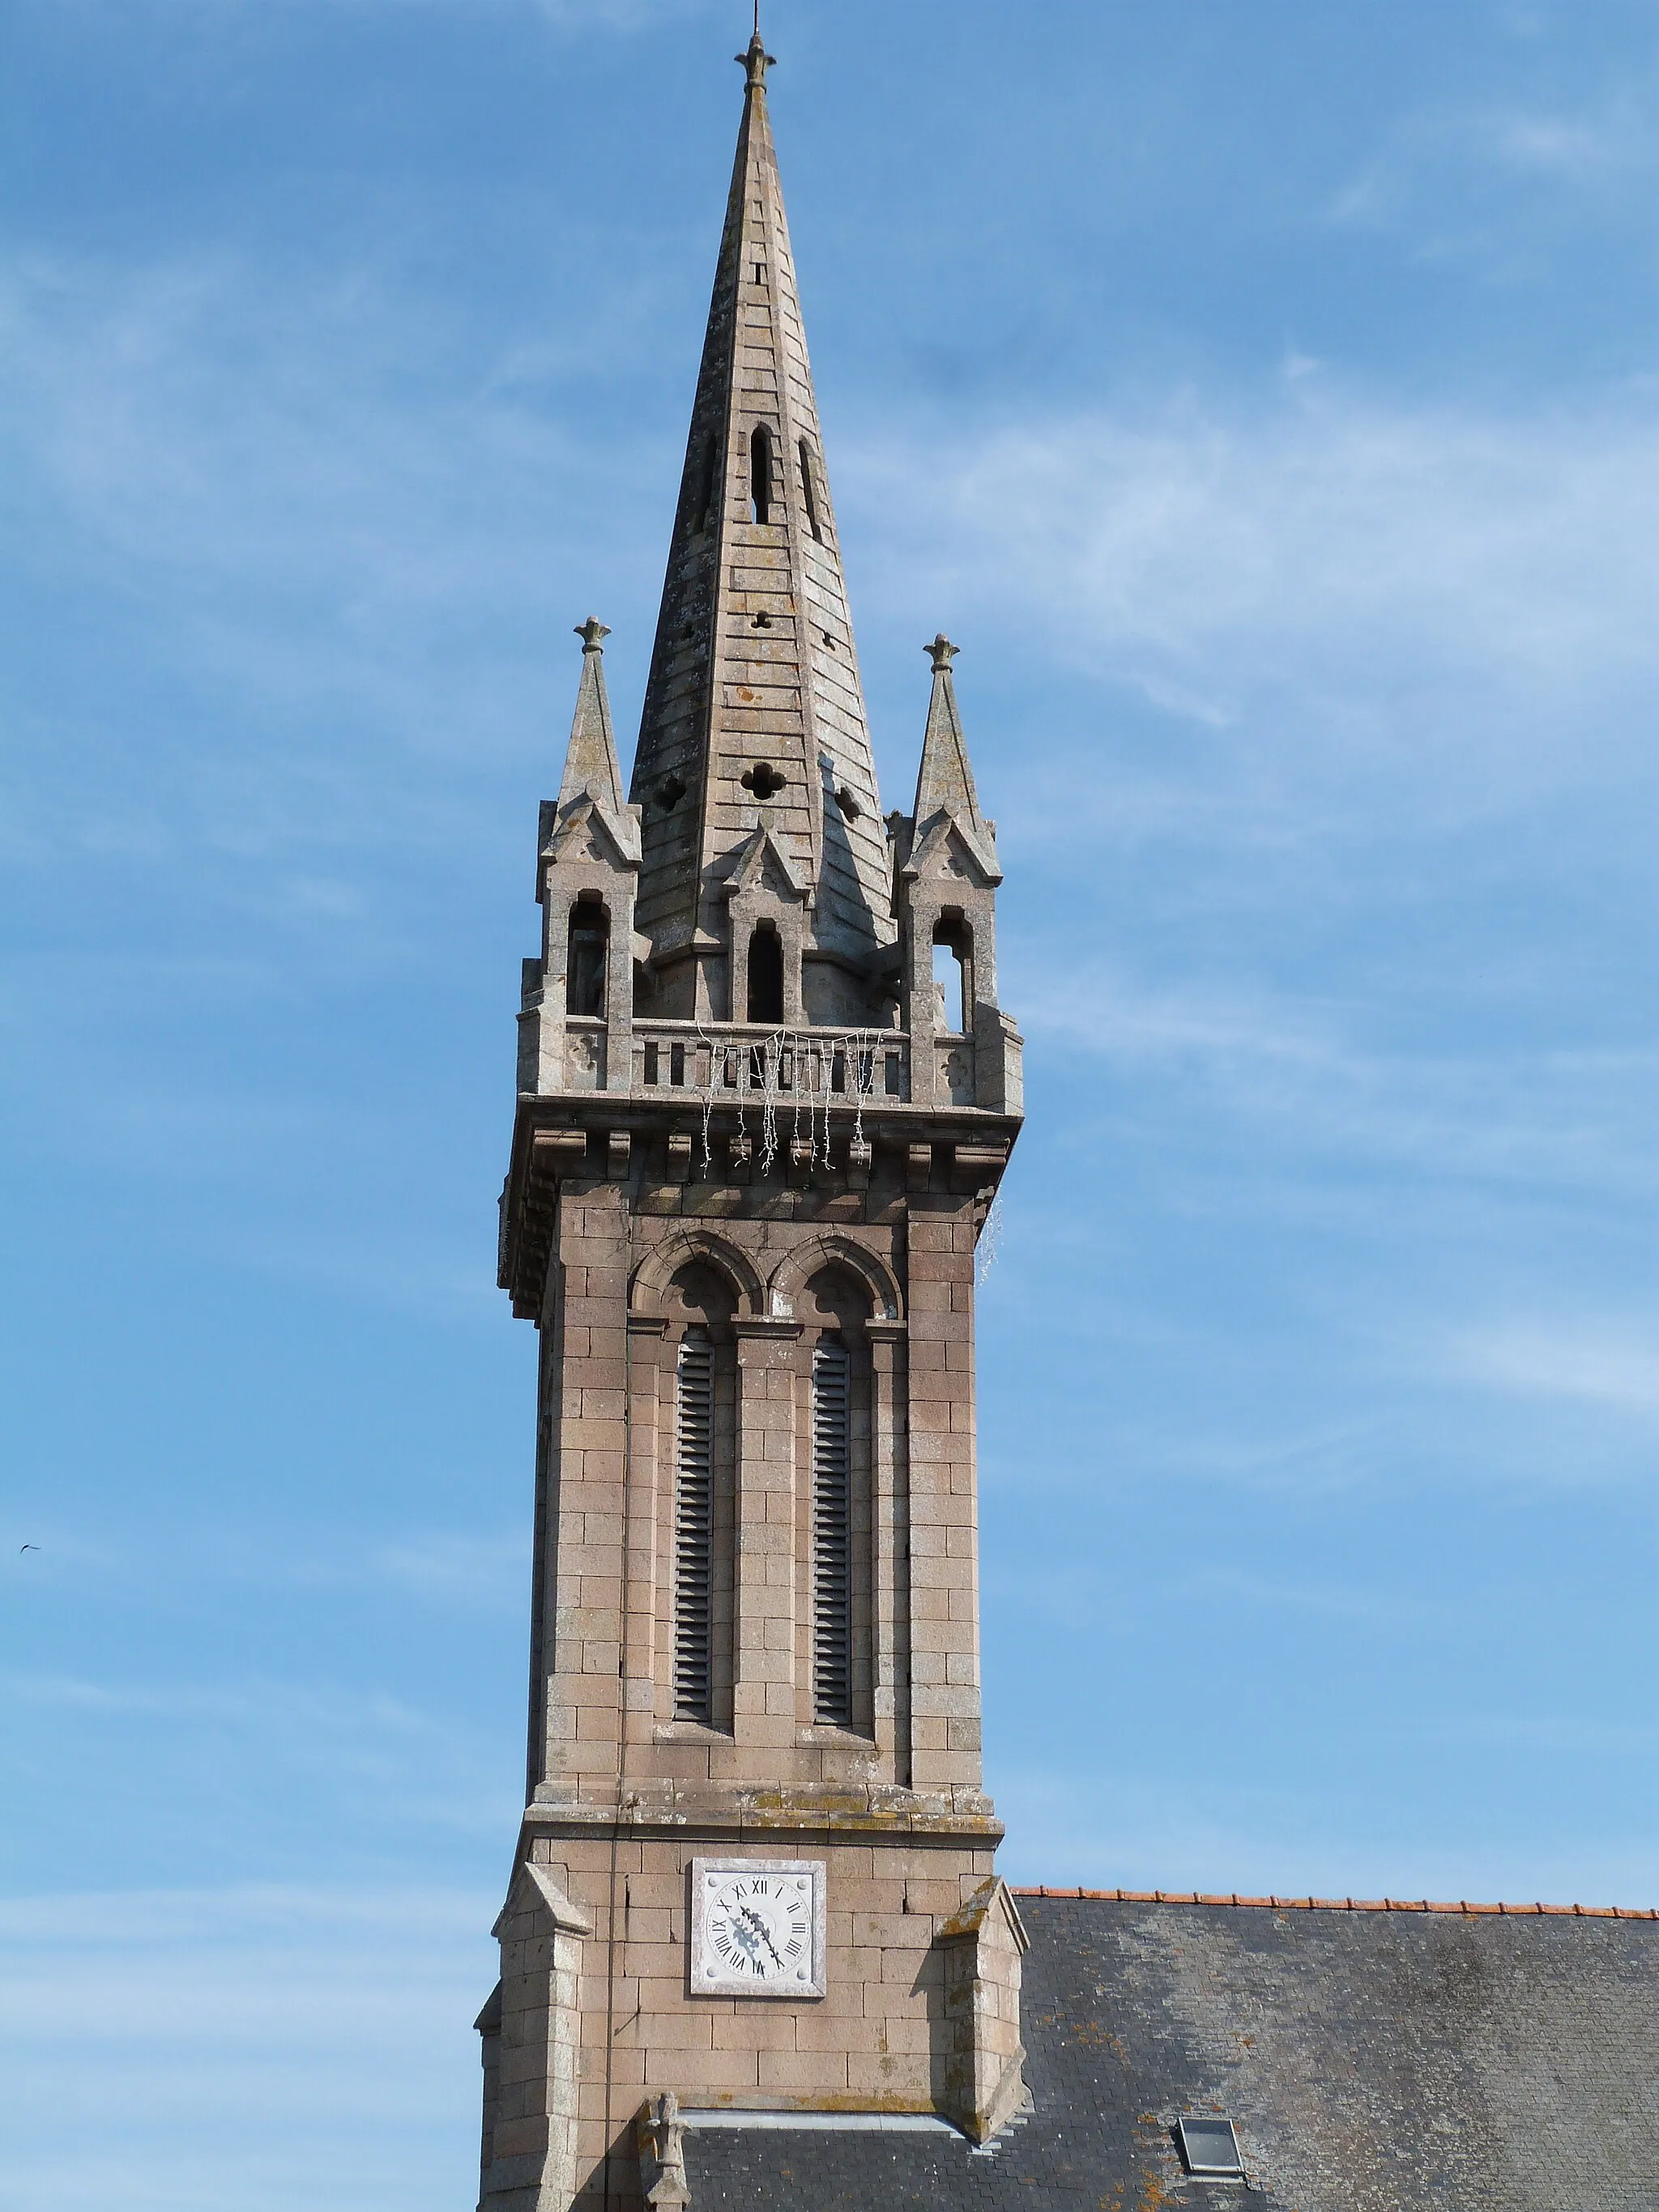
19,1544,39,1553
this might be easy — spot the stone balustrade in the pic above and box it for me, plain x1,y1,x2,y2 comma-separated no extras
629,1021,911,1105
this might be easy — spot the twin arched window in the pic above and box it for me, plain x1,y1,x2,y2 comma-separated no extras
668,1264,865,1734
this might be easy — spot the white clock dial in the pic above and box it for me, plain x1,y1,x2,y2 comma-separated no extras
689,1857,825,1997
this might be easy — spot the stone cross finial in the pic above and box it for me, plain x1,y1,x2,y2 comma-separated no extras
574,616,611,653
926,633,959,672
736,28,775,87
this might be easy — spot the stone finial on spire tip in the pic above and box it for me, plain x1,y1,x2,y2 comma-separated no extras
925,633,958,672
736,23,775,89
574,616,611,652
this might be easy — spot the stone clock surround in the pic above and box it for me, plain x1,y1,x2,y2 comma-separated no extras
689,1860,826,1998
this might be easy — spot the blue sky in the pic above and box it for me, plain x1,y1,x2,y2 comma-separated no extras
2,1,1656,2205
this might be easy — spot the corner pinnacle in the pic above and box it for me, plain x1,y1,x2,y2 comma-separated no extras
559,619,626,814
925,633,958,673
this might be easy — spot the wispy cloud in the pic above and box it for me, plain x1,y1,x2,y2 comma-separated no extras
373,1531,527,1605
1328,87,1659,239
1395,1711,1659,1757
992,1766,1659,1908
4,1669,441,1736
988,1556,1411,1626
230,1225,501,1317
851,379,1659,829
0,238,674,882
0,1526,527,1610
1013,962,1655,1197
0,1882,493,2212
1448,1315,1659,1421
2,1664,520,1843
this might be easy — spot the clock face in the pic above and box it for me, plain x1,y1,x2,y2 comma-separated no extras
689,1858,825,1997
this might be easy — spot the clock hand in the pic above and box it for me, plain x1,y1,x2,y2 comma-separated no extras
738,1904,785,1970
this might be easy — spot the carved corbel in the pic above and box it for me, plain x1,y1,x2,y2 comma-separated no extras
531,1127,591,1178
637,2091,691,2209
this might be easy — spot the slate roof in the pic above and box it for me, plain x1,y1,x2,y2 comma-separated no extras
683,1893,1659,2211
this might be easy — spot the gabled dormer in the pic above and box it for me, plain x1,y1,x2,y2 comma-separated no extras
719,817,812,1025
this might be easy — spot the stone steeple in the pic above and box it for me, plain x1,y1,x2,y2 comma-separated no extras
629,31,895,1026
483,40,1028,2211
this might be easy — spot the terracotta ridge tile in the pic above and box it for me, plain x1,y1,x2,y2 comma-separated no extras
1010,1886,1659,1919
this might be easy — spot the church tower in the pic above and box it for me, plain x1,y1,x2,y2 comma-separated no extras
480,34,1026,2211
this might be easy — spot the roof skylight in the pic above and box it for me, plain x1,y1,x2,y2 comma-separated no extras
1176,2116,1245,2180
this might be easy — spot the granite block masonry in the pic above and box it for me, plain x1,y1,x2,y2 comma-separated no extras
477,32,1026,2211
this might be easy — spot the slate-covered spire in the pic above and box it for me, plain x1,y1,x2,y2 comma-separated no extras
559,617,627,814
629,32,894,1023
912,634,999,877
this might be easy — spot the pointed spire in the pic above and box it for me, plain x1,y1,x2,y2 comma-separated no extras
559,617,626,815
627,30,894,1016
914,635,992,850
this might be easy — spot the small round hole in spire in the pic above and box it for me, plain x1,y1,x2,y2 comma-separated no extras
656,774,687,812
741,763,787,801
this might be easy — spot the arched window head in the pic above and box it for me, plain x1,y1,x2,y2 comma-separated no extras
566,897,608,1018
749,424,774,526
932,914,972,1035
797,439,821,541
747,921,784,1025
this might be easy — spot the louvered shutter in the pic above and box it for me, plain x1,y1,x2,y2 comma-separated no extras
674,1334,714,1722
811,1340,852,1726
